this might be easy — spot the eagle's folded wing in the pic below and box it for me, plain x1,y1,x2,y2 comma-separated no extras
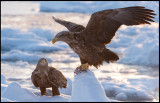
31,73,39,87
48,67,67,88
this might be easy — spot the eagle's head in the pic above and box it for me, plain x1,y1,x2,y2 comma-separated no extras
52,31,71,44
37,58,48,67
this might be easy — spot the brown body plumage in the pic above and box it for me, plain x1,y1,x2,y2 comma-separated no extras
31,58,67,96
52,6,156,68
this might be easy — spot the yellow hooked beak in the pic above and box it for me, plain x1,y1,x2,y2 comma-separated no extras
52,37,58,44
42,60,46,65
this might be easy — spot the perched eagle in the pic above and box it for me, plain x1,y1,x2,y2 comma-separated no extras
52,6,155,70
31,58,67,96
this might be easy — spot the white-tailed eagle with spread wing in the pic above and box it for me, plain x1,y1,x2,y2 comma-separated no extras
52,6,156,70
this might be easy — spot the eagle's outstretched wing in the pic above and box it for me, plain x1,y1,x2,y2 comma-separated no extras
52,16,85,32
81,6,156,45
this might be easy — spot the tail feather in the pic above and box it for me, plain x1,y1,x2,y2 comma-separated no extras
103,48,119,63
83,48,119,68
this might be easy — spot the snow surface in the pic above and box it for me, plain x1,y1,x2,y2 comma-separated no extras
1,28,60,52
1,74,6,84
1,82,70,102
118,23,159,66
101,77,158,101
70,69,110,102
1,1,159,102
2,82,36,102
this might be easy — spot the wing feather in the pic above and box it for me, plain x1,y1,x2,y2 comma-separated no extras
31,72,39,87
48,67,67,88
81,6,156,45
52,16,85,32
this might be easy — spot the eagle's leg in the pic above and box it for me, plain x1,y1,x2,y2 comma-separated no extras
79,58,89,71
40,87,47,96
52,85,60,96
74,58,89,74
80,63,89,71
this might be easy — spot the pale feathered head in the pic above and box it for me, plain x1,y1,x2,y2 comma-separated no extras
37,58,48,67
52,31,72,44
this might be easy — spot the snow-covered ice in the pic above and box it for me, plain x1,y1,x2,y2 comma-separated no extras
2,82,36,102
1,82,70,102
1,28,60,52
117,23,159,66
101,76,158,101
1,74,7,84
115,92,127,101
70,69,110,102
1,1,159,102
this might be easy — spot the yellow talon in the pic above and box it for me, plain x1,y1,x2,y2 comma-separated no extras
80,63,89,70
